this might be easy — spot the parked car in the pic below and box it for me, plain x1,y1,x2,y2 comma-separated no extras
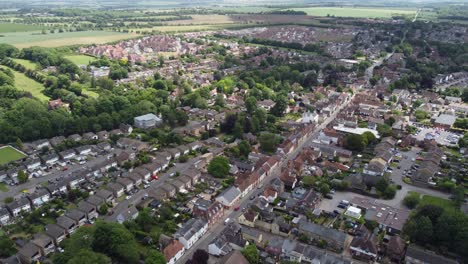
324,194,333,199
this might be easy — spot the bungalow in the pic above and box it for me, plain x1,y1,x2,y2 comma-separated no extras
24,159,42,172
163,240,185,264
95,189,115,205
82,132,98,140
174,218,208,249
59,149,76,160
116,177,134,193
75,145,93,156
192,199,224,227
18,242,42,264
77,200,99,220
27,189,51,208
32,233,55,256
68,134,82,142
32,139,50,151
65,209,87,227
56,215,78,235
44,224,67,245
41,154,59,166
0,207,11,225
107,182,125,197
216,186,241,208
6,197,32,217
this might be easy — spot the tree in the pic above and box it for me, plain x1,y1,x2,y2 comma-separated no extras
92,222,139,264
242,245,259,264
270,95,287,117
207,156,230,178
415,110,429,121
191,249,209,264
259,132,280,154
145,250,166,264
17,170,28,183
377,124,392,137
345,134,365,151
245,96,257,114
319,183,330,195
238,140,251,158
67,249,111,264
0,236,16,258
403,192,421,209
99,204,109,215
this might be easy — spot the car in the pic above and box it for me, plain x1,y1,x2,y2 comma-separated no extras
330,189,335,194
126,195,132,200
337,204,347,209
333,210,341,215
144,184,150,189
62,167,68,171
250,195,255,200
234,206,240,211
224,218,231,225
79,160,86,165
397,166,401,169
324,194,333,199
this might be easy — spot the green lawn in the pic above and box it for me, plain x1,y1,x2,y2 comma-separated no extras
420,195,457,210
64,55,97,66
289,7,416,18
82,88,99,98
1,65,49,101
12,58,38,70
0,22,45,33
0,146,27,165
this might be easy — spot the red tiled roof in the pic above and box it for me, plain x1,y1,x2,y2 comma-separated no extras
163,240,184,261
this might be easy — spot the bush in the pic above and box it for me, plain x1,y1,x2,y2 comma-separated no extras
403,192,421,209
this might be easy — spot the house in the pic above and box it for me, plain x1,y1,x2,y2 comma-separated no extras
6,197,32,217
65,209,87,227
46,181,68,196
0,207,11,225
50,136,66,147
220,250,249,264
41,153,59,166
68,134,82,142
119,124,133,135
163,240,185,264
238,209,259,227
181,166,201,184
77,200,99,220
192,199,224,227
44,224,67,245
59,149,76,160
216,186,241,208
126,173,143,186
116,177,134,193
116,206,139,224
134,113,162,129
17,242,42,264
350,226,378,261
160,184,176,198
27,189,51,208
24,159,41,172
97,131,109,140
386,235,406,263
174,218,208,249
167,148,182,159
405,245,458,264
75,145,93,156
82,132,98,140
298,220,347,252
56,215,78,235
208,236,232,256
32,233,55,256
64,174,86,189
86,195,105,209
95,189,115,205
433,114,456,129
241,227,263,244
289,242,352,264
32,139,50,151
133,167,152,181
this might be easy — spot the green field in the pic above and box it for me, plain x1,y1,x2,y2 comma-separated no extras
0,30,139,48
0,146,27,165
289,7,416,18
12,58,38,70
82,88,99,98
420,195,457,210
0,23,45,33
1,66,49,101
64,55,97,66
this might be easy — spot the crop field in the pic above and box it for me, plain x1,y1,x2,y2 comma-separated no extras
1,66,49,101
12,58,38,70
288,7,416,18
0,31,139,48
0,146,27,165
64,55,97,66
167,15,235,25
0,22,45,33
135,24,237,33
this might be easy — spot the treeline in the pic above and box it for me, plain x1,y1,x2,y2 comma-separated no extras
268,10,307,15
242,36,326,54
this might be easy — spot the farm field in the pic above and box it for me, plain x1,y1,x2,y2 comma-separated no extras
0,146,27,165
288,7,416,18
12,58,38,70
167,15,235,25
64,55,97,66
134,24,235,33
0,22,45,33
0,31,139,48
0,65,49,101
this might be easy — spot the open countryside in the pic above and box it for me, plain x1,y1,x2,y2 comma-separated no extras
289,7,416,18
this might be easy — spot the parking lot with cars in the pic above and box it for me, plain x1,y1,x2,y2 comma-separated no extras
413,126,461,147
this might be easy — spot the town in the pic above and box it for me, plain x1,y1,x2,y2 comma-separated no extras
0,2,467,264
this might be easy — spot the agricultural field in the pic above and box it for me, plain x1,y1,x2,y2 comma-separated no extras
12,58,38,70
0,65,49,101
0,30,139,48
288,7,416,18
0,146,27,165
64,55,97,66
134,24,237,33
167,15,235,25
0,22,45,33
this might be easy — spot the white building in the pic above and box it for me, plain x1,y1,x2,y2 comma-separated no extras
134,113,162,129
174,218,208,249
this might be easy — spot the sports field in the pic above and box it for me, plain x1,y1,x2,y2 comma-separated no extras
0,66,49,101
64,55,97,66
288,7,416,18
0,31,139,48
0,146,27,165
